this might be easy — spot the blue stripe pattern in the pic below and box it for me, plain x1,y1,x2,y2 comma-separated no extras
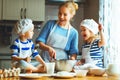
10,38,39,58
82,39,103,68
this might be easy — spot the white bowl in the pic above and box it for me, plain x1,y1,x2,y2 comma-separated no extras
89,68,106,76
56,71,75,76
74,70,88,77
55,60,77,72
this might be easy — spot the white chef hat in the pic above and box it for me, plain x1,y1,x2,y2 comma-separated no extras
14,18,34,34
80,19,98,34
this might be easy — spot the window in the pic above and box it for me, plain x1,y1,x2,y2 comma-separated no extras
99,0,120,67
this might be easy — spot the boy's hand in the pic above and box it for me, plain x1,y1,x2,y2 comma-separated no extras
24,57,31,62
39,64,47,73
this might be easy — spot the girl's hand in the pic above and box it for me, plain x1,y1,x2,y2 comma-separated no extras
98,24,103,31
76,59,85,66
76,61,82,66
48,46,56,60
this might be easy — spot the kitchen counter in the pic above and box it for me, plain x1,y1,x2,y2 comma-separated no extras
0,53,36,68
1,76,120,80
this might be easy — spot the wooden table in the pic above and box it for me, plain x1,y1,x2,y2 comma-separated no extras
1,76,120,80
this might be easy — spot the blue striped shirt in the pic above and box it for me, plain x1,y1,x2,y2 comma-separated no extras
10,38,39,58
82,39,104,68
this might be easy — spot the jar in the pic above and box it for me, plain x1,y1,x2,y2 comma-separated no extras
106,63,120,76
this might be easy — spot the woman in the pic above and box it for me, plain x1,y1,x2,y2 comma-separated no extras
36,1,79,62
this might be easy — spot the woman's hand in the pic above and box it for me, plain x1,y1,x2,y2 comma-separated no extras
48,46,56,60
38,42,56,60
70,54,77,60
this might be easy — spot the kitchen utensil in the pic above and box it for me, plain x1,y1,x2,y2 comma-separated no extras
45,62,55,74
55,60,77,72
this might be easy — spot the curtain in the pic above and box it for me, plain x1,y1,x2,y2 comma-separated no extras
99,0,120,67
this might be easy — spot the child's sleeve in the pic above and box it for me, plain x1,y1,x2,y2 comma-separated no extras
31,43,39,58
10,41,19,57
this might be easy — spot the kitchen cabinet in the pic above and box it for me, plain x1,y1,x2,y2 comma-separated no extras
3,0,45,21
0,60,12,69
0,0,2,20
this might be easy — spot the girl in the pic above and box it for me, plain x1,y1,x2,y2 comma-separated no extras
10,19,46,73
74,19,105,70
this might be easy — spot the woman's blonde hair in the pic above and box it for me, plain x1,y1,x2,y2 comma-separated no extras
59,1,78,16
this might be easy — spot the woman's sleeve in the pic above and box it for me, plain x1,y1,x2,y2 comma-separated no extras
69,29,79,54
36,20,53,43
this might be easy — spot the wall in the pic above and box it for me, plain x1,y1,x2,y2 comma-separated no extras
0,0,2,20
0,4,85,54
0,1,100,69
84,0,99,22
71,4,84,50
0,1,99,54
45,5,58,21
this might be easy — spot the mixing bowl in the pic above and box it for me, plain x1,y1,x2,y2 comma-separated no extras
55,60,77,72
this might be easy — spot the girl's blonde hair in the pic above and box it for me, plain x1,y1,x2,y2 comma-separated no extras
59,1,78,16
87,34,99,44
84,30,99,44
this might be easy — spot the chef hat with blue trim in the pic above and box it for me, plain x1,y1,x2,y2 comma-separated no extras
14,18,34,34
80,19,98,34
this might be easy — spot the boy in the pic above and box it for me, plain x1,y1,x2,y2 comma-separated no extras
10,19,46,73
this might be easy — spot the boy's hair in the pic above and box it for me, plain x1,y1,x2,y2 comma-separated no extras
14,19,34,35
